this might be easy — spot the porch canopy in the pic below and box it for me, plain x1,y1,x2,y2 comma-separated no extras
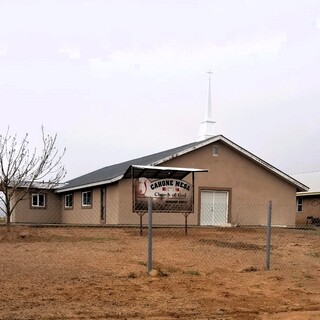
123,164,208,180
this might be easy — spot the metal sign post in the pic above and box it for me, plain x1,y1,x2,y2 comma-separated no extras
147,197,153,273
266,200,272,270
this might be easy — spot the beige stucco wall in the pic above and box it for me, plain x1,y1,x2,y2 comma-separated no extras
12,190,62,224
60,183,122,225
114,141,297,226
105,182,121,224
296,195,320,225
61,188,101,224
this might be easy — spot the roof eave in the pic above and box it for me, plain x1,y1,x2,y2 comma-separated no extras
149,135,309,192
297,191,320,197
150,135,222,166
56,134,309,193
217,136,309,192
55,175,124,193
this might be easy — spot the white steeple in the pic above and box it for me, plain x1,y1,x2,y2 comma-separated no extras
197,71,216,141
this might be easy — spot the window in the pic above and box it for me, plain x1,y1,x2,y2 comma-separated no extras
212,145,219,156
297,197,303,212
65,194,73,209
31,193,46,208
82,191,92,208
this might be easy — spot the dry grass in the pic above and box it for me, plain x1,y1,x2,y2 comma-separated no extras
0,226,319,320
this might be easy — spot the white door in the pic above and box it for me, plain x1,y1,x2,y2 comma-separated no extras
200,190,228,226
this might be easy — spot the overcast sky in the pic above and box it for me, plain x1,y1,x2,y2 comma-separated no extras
0,0,319,187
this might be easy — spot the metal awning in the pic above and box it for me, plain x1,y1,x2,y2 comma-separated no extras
123,165,208,180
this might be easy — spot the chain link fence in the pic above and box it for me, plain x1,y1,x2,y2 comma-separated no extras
1,198,319,272
1,198,320,319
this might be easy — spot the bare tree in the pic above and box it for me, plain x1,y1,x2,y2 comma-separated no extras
0,127,66,231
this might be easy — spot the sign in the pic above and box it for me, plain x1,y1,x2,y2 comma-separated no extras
134,178,193,212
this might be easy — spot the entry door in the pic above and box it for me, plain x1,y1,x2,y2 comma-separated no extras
200,190,228,226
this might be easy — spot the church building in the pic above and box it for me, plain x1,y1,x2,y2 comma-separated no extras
12,74,308,226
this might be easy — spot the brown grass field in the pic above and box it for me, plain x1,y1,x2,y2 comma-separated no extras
0,225,319,320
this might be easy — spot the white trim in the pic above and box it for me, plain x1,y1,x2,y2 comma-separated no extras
297,191,320,197
57,167,208,193
131,164,208,172
219,136,308,191
151,135,308,192
56,176,122,193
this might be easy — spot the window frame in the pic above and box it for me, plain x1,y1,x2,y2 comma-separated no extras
82,190,92,208
30,193,47,209
296,197,303,212
64,193,74,210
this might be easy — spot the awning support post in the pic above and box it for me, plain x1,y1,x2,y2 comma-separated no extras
147,197,153,273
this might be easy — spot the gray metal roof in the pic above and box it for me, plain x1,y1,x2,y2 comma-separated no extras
57,140,200,192
56,135,309,193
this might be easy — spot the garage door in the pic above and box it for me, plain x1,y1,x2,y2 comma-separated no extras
200,190,229,226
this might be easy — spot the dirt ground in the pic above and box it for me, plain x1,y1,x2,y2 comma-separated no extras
0,225,319,320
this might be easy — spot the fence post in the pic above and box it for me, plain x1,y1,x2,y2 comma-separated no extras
266,200,272,270
184,213,188,236
147,197,153,273
139,213,143,236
